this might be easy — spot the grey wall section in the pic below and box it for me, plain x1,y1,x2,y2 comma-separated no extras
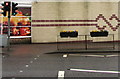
32,2,119,43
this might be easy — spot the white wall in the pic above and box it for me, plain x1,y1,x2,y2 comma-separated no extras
32,2,119,43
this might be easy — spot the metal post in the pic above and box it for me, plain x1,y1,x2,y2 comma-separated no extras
113,34,115,50
57,35,59,50
85,35,87,50
7,11,10,51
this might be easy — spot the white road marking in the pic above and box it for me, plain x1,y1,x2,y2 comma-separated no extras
25,65,29,67
69,54,119,58
30,61,33,63
69,68,120,74
34,58,37,60
19,70,23,73
58,71,65,79
69,54,105,57
106,55,119,57
63,54,68,58
83,55,104,57
37,55,40,57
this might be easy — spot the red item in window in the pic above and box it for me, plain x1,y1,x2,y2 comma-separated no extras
19,27,26,36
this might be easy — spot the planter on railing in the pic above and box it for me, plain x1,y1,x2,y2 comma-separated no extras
90,31,108,37
60,31,78,37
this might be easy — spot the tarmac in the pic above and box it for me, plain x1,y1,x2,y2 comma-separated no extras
1,42,120,79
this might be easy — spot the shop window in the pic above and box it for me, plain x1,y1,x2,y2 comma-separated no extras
0,6,31,38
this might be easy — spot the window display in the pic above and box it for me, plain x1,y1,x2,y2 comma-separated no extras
0,6,31,37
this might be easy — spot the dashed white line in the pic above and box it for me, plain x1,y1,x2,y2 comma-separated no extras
63,54,68,58
69,68,120,74
34,58,37,60
25,65,29,67
37,55,40,57
19,55,41,74
58,71,65,79
30,61,33,63
19,70,23,73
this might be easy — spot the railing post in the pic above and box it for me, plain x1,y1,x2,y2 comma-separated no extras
85,35,87,50
113,34,115,50
57,35,59,50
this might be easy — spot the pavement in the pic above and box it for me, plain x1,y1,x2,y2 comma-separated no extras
56,42,120,53
1,43,120,79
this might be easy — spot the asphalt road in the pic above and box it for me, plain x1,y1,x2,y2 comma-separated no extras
1,44,120,79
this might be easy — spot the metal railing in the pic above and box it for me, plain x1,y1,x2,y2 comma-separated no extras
57,34,115,50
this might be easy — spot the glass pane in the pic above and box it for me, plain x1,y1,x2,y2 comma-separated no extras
1,7,31,36
2,27,31,36
17,7,31,16
10,27,31,36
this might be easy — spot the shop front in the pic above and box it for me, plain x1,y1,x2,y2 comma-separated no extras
0,3,31,43
32,2,120,43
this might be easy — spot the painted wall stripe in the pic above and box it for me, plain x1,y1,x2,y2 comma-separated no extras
32,14,120,31
32,24,97,27
32,20,96,22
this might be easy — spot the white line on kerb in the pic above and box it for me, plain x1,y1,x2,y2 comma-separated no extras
58,71,65,79
63,54,67,57
69,54,119,57
69,54,105,57
107,55,119,57
83,55,104,57
69,68,120,74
